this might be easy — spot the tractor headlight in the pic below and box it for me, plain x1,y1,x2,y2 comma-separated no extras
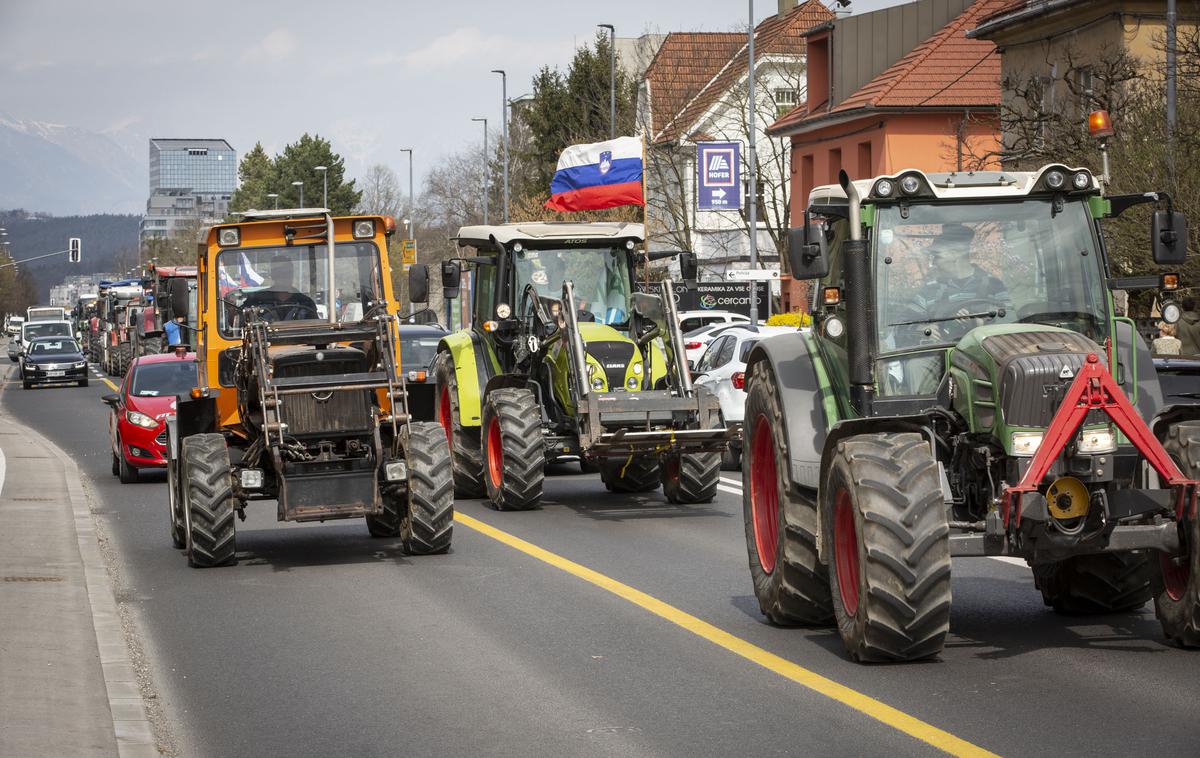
1044,170,1065,190
900,175,921,194
1072,171,1091,190
126,410,158,429
217,228,240,247
874,179,894,198
591,377,604,390
1162,301,1182,324
384,460,408,482
627,376,639,389
353,220,375,239
495,302,512,319
240,469,264,490
632,362,643,375
1011,431,1043,456
1078,428,1116,454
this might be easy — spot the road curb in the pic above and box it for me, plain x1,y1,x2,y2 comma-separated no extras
25,413,160,758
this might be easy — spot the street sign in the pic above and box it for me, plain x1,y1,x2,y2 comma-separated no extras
400,239,416,269
725,268,779,282
68,237,81,263
696,142,741,211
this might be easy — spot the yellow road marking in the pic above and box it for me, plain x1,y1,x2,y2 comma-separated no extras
454,512,998,758
101,378,119,391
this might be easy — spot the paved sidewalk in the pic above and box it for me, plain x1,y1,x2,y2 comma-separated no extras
0,380,156,757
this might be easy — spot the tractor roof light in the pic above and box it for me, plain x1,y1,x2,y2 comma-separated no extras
1072,171,1092,190
873,179,895,198
1044,170,1066,190
353,220,375,239
900,175,922,195
217,228,240,247
382,216,397,236
1088,109,1115,139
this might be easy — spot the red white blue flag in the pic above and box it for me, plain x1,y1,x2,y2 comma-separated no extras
544,136,644,212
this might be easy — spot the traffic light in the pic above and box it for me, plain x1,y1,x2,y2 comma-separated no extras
68,237,81,263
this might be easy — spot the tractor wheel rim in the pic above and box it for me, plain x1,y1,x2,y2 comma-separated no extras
834,489,860,617
1160,550,1190,602
438,386,452,446
486,416,503,490
749,414,778,574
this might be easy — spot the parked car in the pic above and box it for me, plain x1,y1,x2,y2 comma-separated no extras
103,351,198,483
692,324,799,469
399,323,447,421
20,336,89,389
677,309,749,335
20,320,73,359
6,315,24,337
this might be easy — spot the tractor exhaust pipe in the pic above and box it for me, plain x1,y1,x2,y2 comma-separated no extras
325,213,337,324
839,170,874,416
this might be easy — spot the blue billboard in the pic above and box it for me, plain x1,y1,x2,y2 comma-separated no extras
696,141,741,211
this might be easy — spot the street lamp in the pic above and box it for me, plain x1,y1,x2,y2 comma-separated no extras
598,24,616,138
267,193,279,210
492,69,510,223
314,165,328,209
292,180,304,207
472,117,489,224
400,148,414,241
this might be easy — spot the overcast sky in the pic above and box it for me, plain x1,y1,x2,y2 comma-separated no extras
0,0,908,190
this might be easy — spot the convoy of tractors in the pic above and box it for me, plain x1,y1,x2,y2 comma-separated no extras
8,163,1199,663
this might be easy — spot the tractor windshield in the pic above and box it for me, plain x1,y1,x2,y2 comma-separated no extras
513,246,632,325
216,242,384,337
875,198,1107,354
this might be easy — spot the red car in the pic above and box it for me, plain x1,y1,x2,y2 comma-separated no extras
103,350,198,483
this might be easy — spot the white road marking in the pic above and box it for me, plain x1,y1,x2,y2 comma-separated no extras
717,484,743,497
989,556,1028,567
720,475,742,486
0,447,6,497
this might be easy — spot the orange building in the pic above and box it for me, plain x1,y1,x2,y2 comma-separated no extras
769,0,1007,311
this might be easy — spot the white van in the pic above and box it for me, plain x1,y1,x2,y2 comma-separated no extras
27,306,67,322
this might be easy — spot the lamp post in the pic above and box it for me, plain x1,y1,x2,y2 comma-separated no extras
746,0,759,325
491,69,510,223
598,24,616,138
314,165,328,209
472,117,489,224
292,181,304,207
400,148,414,241
267,193,279,209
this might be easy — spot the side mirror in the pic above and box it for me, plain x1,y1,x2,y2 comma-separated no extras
678,251,698,282
408,264,430,304
786,224,829,279
441,260,461,300
101,393,120,407
168,278,190,321
1152,210,1188,265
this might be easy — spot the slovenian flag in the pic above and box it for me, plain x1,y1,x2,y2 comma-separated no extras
545,136,644,212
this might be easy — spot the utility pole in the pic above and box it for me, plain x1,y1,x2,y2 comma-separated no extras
492,70,510,223
599,24,616,138
472,117,489,224
400,148,415,243
1167,0,1178,187
746,0,759,324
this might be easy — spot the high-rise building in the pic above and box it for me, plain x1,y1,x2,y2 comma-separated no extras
140,138,236,247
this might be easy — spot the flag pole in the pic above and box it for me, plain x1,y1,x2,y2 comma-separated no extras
642,135,650,288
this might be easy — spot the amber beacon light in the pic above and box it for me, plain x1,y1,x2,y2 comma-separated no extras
1088,110,1114,139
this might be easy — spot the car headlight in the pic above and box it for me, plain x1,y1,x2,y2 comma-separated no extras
1077,428,1116,454
126,410,159,429
1011,431,1043,456
74,361,86,369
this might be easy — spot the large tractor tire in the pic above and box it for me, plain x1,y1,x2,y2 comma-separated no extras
433,352,486,498
661,451,720,504
141,336,163,356
824,433,951,662
600,455,660,493
403,421,455,554
365,491,403,538
114,342,133,377
1153,421,1200,647
167,458,186,549
182,433,237,568
742,362,834,626
481,388,544,510
1033,553,1152,614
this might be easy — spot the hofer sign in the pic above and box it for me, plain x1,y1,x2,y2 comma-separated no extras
696,142,741,211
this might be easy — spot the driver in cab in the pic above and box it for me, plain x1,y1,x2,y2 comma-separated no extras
241,256,318,321
907,223,1010,343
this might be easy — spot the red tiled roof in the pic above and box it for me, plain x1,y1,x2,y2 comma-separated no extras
770,0,1007,135
648,0,833,144
645,32,745,139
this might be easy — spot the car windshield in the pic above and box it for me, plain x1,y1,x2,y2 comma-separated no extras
513,247,632,325
30,339,79,355
400,335,441,370
875,198,1107,353
24,322,71,340
131,360,198,397
217,242,384,336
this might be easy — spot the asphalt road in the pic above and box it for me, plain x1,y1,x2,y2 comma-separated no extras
4,360,1199,758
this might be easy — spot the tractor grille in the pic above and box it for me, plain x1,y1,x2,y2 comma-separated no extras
984,332,1105,428
586,340,637,391
274,360,372,436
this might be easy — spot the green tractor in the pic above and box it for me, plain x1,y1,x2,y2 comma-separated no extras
426,221,733,510
743,165,1199,662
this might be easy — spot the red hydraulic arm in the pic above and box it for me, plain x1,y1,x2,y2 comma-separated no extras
1001,353,1199,526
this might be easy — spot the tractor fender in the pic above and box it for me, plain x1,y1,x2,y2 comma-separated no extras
437,330,496,430
483,374,549,424
1151,404,1200,440
744,332,836,490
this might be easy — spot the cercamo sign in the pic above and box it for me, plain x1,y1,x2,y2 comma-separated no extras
637,282,769,318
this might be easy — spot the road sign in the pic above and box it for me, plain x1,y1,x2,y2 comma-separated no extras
725,268,779,282
400,239,416,268
68,237,81,263
697,141,741,211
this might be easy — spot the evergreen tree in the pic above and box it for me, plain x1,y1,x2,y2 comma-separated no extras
228,142,277,215
273,133,361,214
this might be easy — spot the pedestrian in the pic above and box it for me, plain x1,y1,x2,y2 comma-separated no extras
1153,322,1182,356
1177,296,1200,356
164,315,185,346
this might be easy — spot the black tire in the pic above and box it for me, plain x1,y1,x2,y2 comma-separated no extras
433,352,486,498
116,343,133,376
118,439,139,484
403,421,455,554
111,449,120,477
1153,421,1200,647
365,492,403,538
182,433,237,568
579,457,601,474
600,456,660,493
167,459,186,549
661,451,720,504
742,361,834,626
78,378,88,387
22,380,31,390
481,388,544,510
719,414,741,471
141,338,163,356
823,433,951,662
1033,553,1152,614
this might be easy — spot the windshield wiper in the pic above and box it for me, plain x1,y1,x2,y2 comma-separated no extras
889,308,1005,327
1170,392,1200,399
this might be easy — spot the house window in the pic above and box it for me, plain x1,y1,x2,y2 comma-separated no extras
774,88,799,117
857,141,873,179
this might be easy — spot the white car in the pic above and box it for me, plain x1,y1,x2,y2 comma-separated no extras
683,321,747,366
678,309,749,335
20,319,73,360
692,324,800,469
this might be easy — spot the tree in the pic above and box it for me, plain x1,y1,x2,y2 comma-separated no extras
272,134,362,214
356,164,404,219
228,142,277,215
